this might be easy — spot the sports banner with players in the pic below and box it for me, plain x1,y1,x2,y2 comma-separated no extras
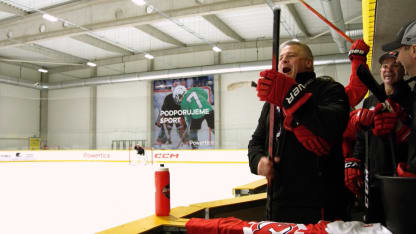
152,76,215,150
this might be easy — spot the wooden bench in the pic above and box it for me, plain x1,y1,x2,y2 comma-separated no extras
98,193,266,234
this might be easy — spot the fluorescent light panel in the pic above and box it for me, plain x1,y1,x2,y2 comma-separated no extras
132,0,146,6
87,62,97,67
38,68,48,73
144,53,154,59
42,14,58,22
212,46,222,53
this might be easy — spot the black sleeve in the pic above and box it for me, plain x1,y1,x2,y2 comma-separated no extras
292,80,350,143
351,98,371,162
407,93,416,173
247,103,269,175
352,129,365,162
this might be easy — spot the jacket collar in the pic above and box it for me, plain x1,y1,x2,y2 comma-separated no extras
295,71,316,84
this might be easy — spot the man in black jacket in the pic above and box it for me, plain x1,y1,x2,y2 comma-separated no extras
382,19,416,177
248,41,350,224
349,52,412,223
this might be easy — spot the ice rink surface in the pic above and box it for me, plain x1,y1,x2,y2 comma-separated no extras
0,162,261,234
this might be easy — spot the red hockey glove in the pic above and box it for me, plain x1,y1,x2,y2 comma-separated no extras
346,39,369,107
257,69,296,107
372,99,406,137
293,125,330,156
397,162,416,178
345,158,363,196
372,111,398,136
350,108,375,129
348,39,369,62
389,99,411,143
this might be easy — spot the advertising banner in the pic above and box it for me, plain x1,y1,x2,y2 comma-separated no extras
152,76,214,149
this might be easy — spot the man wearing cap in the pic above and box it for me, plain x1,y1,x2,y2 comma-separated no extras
347,51,412,223
382,20,416,177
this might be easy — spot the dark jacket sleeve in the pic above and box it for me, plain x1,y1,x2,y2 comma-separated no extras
407,92,416,172
292,80,350,143
352,129,365,162
351,97,372,162
248,103,269,175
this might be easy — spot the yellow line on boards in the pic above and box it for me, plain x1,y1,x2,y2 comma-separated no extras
0,160,248,164
0,160,129,163
153,161,248,164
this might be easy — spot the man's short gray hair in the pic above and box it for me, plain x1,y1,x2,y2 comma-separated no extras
279,40,314,61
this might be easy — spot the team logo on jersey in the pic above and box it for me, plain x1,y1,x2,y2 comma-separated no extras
243,221,306,234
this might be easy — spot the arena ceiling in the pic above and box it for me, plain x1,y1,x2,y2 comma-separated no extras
0,0,411,83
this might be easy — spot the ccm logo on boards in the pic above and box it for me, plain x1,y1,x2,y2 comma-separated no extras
154,153,179,159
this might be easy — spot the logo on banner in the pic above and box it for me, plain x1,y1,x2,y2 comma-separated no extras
83,153,110,159
0,154,13,161
154,153,179,159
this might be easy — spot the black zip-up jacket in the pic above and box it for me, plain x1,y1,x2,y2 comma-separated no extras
352,80,412,223
248,71,350,223
353,80,412,176
407,77,416,173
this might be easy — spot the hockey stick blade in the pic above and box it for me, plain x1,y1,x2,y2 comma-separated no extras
357,64,387,103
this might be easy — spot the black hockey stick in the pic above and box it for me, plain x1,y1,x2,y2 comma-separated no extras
265,7,281,221
356,64,397,176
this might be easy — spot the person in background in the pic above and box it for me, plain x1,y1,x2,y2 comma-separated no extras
175,85,214,149
248,41,350,224
349,51,412,223
382,19,416,177
341,39,370,221
155,85,188,147
342,39,370,158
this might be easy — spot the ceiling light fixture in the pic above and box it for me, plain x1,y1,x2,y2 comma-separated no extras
212,46,222,53
42,14,58,22
144,53,154,59
86,62,97,67
38,68,48,73
132,0,146,6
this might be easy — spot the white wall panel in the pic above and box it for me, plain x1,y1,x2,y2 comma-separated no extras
221,47,272,64
0,83,40,149
48,87,91,149
220,71,263,148
154,51,214,70
96,81,149,149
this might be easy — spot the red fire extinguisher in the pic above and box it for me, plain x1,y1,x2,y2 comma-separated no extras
155,164,170,216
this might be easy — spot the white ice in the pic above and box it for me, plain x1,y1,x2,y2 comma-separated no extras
0,162,261,234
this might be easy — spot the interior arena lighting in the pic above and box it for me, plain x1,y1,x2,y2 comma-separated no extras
132,0,146,6
144,53,154,59
86,62,97,67
212,46,222,53
38,68,48,73
42,14,58,22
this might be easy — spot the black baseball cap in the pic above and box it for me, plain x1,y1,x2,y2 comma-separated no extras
378,51,398,64
382,20,416,51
